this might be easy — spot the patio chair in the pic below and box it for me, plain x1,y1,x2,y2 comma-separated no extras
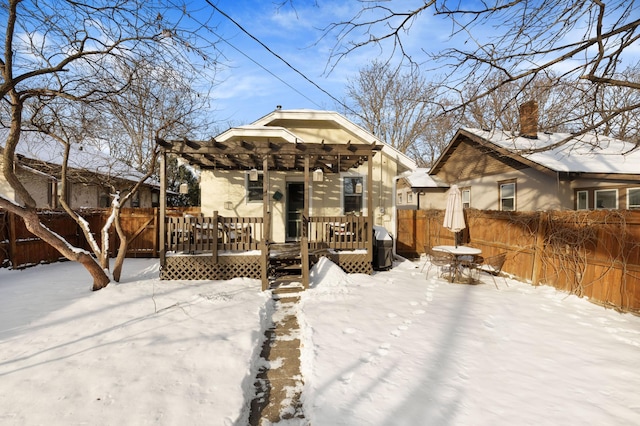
475,252,508,289
422,246,454,279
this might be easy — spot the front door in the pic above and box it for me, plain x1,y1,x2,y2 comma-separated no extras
286,182,304,241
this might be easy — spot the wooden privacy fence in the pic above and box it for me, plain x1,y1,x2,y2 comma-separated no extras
397,209,640,314
0,207,199,269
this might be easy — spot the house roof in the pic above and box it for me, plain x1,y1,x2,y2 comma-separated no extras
432,128,640,179
253,109,417,171
400,168,449,189
158,109,415,173
0,128,155,185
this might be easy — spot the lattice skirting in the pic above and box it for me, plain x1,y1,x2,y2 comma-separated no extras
161,255,262,281
317,252,372,275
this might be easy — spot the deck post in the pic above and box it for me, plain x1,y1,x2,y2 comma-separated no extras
159,150,167,266
301,235,309,289
304,156,310,238
367,153,374,264
260,239,269,291
212,210,218,262
262,156,270,243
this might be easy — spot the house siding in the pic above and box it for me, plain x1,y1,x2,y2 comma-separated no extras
15,168,52,208
433,138,574,211
200,150,399,243
435,138,527,183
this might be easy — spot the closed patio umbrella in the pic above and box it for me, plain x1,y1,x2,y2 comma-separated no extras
443,184,466,247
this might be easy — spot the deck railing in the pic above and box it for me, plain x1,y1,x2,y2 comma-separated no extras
166,214,370,253
307,215,370,251
166,213,263,253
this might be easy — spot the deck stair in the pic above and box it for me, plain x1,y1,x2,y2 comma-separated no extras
269,242,304,292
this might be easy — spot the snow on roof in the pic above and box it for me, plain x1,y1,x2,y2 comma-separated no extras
464,128,640,175
400,168,449,188
0,128,155,184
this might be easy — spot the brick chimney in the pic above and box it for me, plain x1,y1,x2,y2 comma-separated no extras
519,100,538,139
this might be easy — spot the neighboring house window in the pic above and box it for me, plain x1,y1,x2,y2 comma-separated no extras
398,192,403,204
595,189,618,209
131,191,140,208
628,188,640,209
343,175,363,214
407,192,413,203
499,181,516,211
576,190,588,210
99,191,111,208
246,173,263,203
57,180,71,208
47,180,56,208
461,188,470,209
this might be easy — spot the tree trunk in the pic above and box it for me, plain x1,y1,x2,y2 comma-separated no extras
20,209,110,291
112,209,128,282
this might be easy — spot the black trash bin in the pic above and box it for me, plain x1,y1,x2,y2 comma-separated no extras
373,226,394,271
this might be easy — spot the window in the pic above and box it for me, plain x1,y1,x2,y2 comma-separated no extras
47,180,56,208
595,189,618,209
499,181,516,211
576,190,588,210
397,192,403,204
628,188,640,209
343,176,363,214
461,188,470,209
407,192,413,203
99,192,111,208
246,173,263,203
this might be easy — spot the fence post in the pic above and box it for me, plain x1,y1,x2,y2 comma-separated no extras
531,212,547,285
8,212,17,269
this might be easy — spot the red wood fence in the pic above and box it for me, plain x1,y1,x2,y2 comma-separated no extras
0,207,200,269
397,209,640,314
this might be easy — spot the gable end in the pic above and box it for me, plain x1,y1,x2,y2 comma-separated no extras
434,137,528,182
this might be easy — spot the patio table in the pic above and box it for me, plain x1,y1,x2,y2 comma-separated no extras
432,245,482,283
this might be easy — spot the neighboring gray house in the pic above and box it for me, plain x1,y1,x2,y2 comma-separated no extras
406,102,640,212
395,168,448,210
0,129,159,209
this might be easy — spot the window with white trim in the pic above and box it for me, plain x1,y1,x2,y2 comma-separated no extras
499,182,516,211
576,190,588,210
595,189,618,209
628,188,640,209
246,173,263,203
343,175,363,214
461,188,470,209
407,192,413,203
397,192,403,204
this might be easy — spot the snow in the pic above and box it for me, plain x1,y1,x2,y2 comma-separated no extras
1,257,639,425
0,128,155,184
464,128,640,175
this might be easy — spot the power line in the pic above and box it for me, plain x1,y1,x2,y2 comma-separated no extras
205,0,352,113
208,27,323,108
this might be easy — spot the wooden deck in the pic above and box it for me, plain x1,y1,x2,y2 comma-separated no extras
160,213,373,289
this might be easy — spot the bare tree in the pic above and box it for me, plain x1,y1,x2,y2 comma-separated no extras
459,71,581,133
99,59,214,172
346,60,458,166
0,0,219,290
322,0,640,148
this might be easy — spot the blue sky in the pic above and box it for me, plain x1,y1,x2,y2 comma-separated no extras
202,0,444,125
198,1,640,128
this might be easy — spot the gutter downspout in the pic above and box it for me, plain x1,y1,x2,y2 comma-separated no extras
391,175,400,257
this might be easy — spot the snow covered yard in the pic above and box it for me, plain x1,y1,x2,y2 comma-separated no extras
0,257,639,425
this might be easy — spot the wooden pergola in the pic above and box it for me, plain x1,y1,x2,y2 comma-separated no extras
156,136,383,288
